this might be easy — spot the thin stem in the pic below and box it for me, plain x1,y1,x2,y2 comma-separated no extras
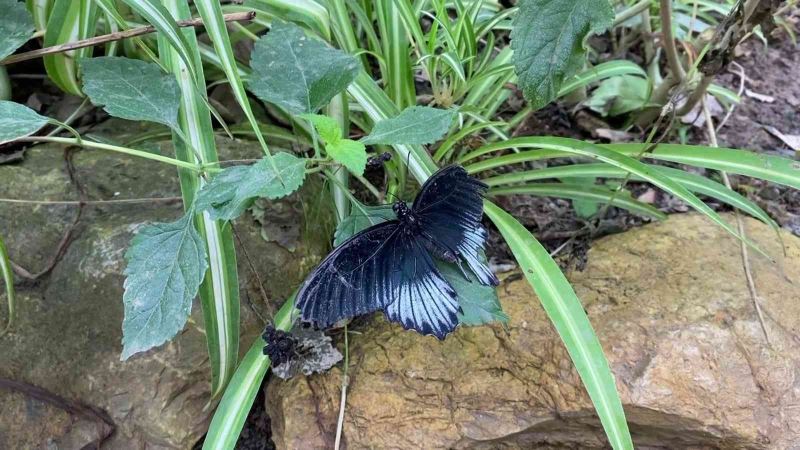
1,12,256,65
660,0,686,81
0,196,182,206
46,98,91,137
613,0,651,27
15,136,202,171
701,96,772,347
334,324,350,450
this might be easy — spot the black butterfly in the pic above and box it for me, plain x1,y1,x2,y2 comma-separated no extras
296,165,499,339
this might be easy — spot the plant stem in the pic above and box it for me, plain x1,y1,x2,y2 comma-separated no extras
659,0,686,81
15,136,202,171
701,95,772,348
613,0,651,27
334,324,350,450
1,11,256,65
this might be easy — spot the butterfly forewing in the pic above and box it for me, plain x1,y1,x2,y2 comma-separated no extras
412,166,499,286
297,221,402,329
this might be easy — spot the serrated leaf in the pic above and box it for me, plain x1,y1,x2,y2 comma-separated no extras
361,106,456,145
333,203,396,246
0,101,50,144
511,0,614,109
327,139,367,176
248,20,360,115
585,75,650,116
437,260,507,327
0,0,34,60
299,113,341,144
334,202,505,326
122,211,208,360
80,56,181,129
301,113,367,176
195,153,306,221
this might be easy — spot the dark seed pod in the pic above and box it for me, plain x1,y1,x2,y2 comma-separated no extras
262,324,298,367
366,151,392,168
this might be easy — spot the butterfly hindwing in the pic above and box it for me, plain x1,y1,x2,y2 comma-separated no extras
383,232,460,339
413,165,499,286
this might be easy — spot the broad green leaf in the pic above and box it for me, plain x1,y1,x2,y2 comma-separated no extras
299,113,341,143
560,177,601,218
80,56,181,129
361,106,456,145
0,100,50,144
0,0,35,60
248,20,359,115
195,153,306,221
327,138,367,176
333,202,506,326
439,260,508,327
511,0,614,109
202,295,296,450
302,113,367,175
121,211,208,360
333,203,395,247
484,201,632,450
585,75,650,116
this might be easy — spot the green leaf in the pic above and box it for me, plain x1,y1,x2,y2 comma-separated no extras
299,113,341,143
80,56,181,129
328,139,367,176
0,234,16,335
0,0,35,60
121,211,208,360
248,20,359,115
585,75,650,116
560,177,601,217
333,203,395,247
361,106,456,145
195,153,306,221
438,260,507,327
0,100,50,144
511,0,614,109
484,201,632,450
43,0,98,95
302,113,367,176
333,202,506,326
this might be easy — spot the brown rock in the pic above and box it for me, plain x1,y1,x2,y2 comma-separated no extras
0,133,330,449
267,213,800,449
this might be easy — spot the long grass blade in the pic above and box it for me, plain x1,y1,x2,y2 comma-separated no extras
193,0,280,173
202,295,296,450
0,235,15,336
602,143,800,190
484,202,633,450
157,0,240,397
484,163,776,228
460,136,767,256
489,183,666,219
43,0,98,95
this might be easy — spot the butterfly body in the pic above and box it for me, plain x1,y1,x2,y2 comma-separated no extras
297,165,498,339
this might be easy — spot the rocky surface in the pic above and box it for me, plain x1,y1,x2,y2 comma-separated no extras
0,125,329,449
267,213,800,449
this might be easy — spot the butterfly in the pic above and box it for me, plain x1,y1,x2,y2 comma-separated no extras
296,165,499,339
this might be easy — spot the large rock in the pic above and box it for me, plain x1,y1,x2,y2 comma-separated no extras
266,213,800,449
0,128,329,449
